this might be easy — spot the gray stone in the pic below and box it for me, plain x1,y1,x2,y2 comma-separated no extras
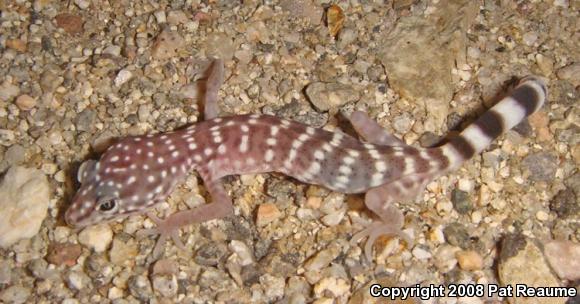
378,0,478,131
0,260,11,285
392,113,413,134
0,285,31,304
305,82,360,112
4,145,26,166
279,0,323,25
443,223,470,249
205,32,234,61
75,109,97,132
152,274,178,298
556,62,580,86
0,129,16,146
0,81,20,101
128,275,153,301
39,70,63,93
549,188,578,218
194,242,228,266
451,189,472,215
522,152,558,182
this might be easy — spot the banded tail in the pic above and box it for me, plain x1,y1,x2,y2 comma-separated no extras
440,76,547,170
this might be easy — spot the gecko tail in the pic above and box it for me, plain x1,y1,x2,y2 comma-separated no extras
439,76,547,170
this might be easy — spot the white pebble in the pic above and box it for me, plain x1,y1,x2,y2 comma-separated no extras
108,286,124,300
471,211,482,224
412,247,432,260
0,166,50,248
114,69,133,87
536,210,549,221
154,10,167,24
74,0,90,9
78,224,113,253
229,240,254,266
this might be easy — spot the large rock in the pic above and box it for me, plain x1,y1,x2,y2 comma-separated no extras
0,166,50,248
498,234,567,304
378,0,478,131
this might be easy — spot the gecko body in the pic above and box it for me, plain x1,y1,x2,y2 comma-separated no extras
65,70,547,259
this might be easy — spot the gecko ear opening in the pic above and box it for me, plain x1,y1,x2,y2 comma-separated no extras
77,160,97,184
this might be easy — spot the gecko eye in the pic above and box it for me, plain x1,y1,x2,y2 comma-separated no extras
98,198,117,212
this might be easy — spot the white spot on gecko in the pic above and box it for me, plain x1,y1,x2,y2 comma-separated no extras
265,149,274,162
240,135,249,153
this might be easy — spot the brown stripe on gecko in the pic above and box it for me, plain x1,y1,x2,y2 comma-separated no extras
510,83,541,116
472,110,505,139
427,148,449,170
448,136,476,160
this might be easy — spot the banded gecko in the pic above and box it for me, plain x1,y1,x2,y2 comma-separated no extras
65,60,547,260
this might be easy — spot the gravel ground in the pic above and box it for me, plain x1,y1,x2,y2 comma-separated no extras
0,0,578,303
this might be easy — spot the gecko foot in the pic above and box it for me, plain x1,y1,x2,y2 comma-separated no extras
136,212,187,257
350,206,412,262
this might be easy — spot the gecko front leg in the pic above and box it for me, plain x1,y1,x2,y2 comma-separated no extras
138,172,234,257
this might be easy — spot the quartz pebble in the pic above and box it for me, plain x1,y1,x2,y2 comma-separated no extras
78,224,113,253
0,166,50,248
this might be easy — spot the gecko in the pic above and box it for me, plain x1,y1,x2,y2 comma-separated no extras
65,60,547,260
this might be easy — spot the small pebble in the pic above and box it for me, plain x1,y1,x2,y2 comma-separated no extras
46,243,82,266
114,69,133,87
15,94,36,111
412,246,432,260
535,210,549,221
152,274,178,298
78,224,113,253
456,250,483,270
256,203,281,227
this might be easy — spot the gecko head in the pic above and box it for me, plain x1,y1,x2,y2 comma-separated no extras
65,138,177,228
65,159,124,228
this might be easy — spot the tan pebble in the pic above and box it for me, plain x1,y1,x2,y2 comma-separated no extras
46,242,82,266
486,181,504,193
471,211,482,224
535,210,549,221
456,250,483,270
572,145,580,165
152,258,179,275
6,39,27,52
15,94,36,111
535,54,554,76
256,203,281,227
306,196,322,209
528,111,549,129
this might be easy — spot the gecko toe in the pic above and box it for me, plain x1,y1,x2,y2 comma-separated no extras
351,221,412,262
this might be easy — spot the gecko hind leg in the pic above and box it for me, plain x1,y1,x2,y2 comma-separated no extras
348,111,406,146
351,174,434,261
137,177,234,258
